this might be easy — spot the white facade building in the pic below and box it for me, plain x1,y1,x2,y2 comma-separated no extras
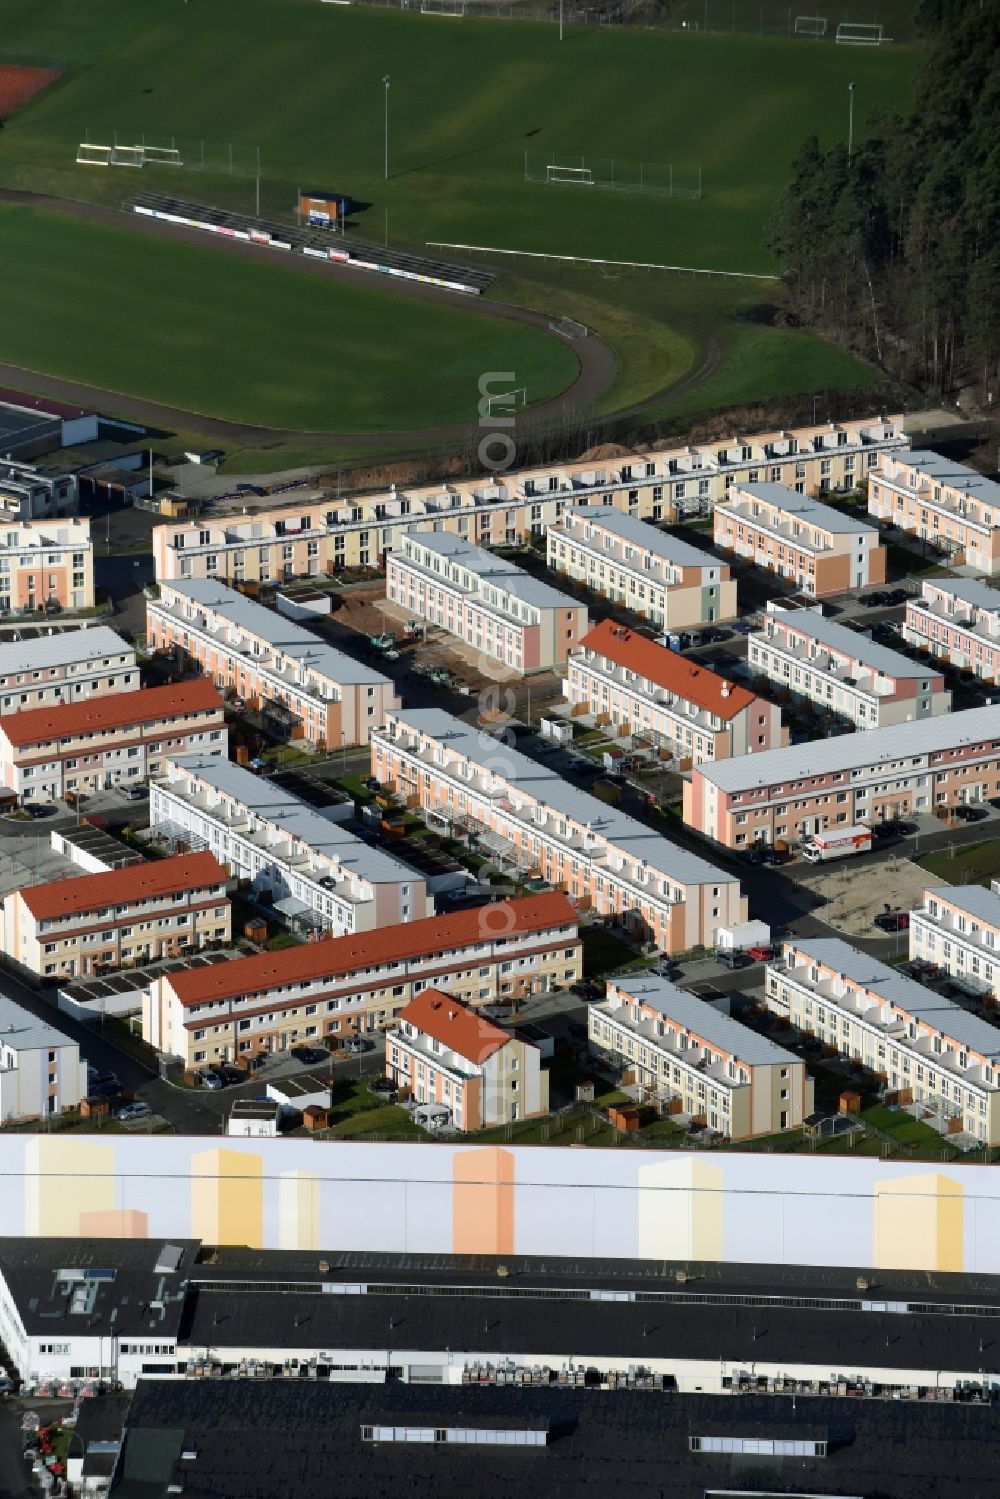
0,992,86,1122
0,626,138,713
151,755,431,935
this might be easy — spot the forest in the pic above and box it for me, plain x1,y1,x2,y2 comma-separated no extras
768,0,1000,399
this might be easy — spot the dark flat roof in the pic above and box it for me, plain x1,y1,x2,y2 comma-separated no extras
0,1239,197,1338
107,1380,1000,1499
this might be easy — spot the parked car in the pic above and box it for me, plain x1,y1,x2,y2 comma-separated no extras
874,910,910,932
364,777,381,791
886,588,910,606
24,803,53,819
90,1071,119,1090
715,949,750,970
731,620,755,634
859,591,889,607
343,1037,373,1054
196,1068,223,1089
120,784,146,801
955,804,988,822
702,627,733,643
89,1080,122,1099
118,1101,152,1123
291,1046,328,1066
746,943,775,962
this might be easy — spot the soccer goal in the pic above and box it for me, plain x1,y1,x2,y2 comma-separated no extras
483,387,527,416
110,144,145,167
546,163,594,187
794,14,827,34
143,145,183,168
76,142,111,166
549,316,588,339
836,21,884,43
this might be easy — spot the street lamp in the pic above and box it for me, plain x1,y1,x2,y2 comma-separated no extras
847,81,856,166
383,75,391,182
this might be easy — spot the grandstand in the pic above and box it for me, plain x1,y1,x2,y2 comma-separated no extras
127,191,495,296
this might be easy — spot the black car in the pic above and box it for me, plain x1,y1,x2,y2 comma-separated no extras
859,591,888,607
955,804,988,821
715,949,751,969
24,803,53,819
874,911,910,932
886,588,910,606
291,1046,328,1066
702,627,733,644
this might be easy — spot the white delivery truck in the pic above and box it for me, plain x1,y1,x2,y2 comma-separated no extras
801,825,873,863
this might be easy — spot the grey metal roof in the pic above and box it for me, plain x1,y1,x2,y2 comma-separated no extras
889,450,1000,508
163,756,422,888
0,624,133,674
731,483,878,534
607,975,799,1065
762,609,932,679
559,505,722,569
919,576,1000,614
0,991,79,1052
925,883,1000,927
401,531,582,610
159,578,392,687
784,937,1000,1057
698,704,1000,794
387,708,738,889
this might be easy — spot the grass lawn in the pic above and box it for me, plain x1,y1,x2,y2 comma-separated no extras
0,0,915,434
918,840,1000,889
0,202,578,431
581,926,652,979
862,1104,962,1158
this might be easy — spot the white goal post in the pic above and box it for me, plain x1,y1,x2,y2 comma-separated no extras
794,14,827,34
483,387,527,415
420,0,466,13
836,21,884,43
546,164,594,186
143,146,183,167
76,142,111,166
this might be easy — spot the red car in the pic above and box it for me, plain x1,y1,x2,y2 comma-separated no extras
746,944,775,962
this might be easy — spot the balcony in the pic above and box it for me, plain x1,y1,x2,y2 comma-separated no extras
907,596,1000,642
757,635,887,699
716,501,833,555
913,905,1000,957
593,1001,739,1089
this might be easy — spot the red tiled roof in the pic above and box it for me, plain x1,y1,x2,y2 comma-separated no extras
167,891,578,1008
19,851,227,922
0,679,224,747
578,619,755,722
398,986,509,1064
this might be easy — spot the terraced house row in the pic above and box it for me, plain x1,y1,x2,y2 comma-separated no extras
910,883,1000,1002
684,705,1000,848
589,974,812,1139
151,415,907,584
768,938,1000,1145
372,707,746,952
714,483,885,597
386,531,588,673
151,755,431,936
903,576,1000,681
0,626,138,713
147,576,398,748
5,852,230,981
546,505,736,629
749,606,950,730
0,515,94,613
869,450,1000,573
142,892,581,1067
0,679,227,803
564,620,786,765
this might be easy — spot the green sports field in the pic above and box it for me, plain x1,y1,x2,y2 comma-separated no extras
0,202,579,430
0,0,918,440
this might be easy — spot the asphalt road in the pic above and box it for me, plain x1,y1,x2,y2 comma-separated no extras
0,1404,37,1499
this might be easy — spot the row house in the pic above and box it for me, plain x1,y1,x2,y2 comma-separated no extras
142,891,581,1066
910,883,1000,1001
564,619,786,765
869,451,1000,573
150,755,431,936
385,531,588,673
387,987,547,1129
714,483,885,597
0,994,85,1122
152,415,906,584
5,851,231,981
0,459,78,522
768,937,1000,1144
589,974,812,1138
546,505,737,629
0,515,94,613
684,705,1000,848
903,576,1000,681
0,679,227,803
147,577,398,748
372,707,747,952
749,606,950,729
0,626,138,714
